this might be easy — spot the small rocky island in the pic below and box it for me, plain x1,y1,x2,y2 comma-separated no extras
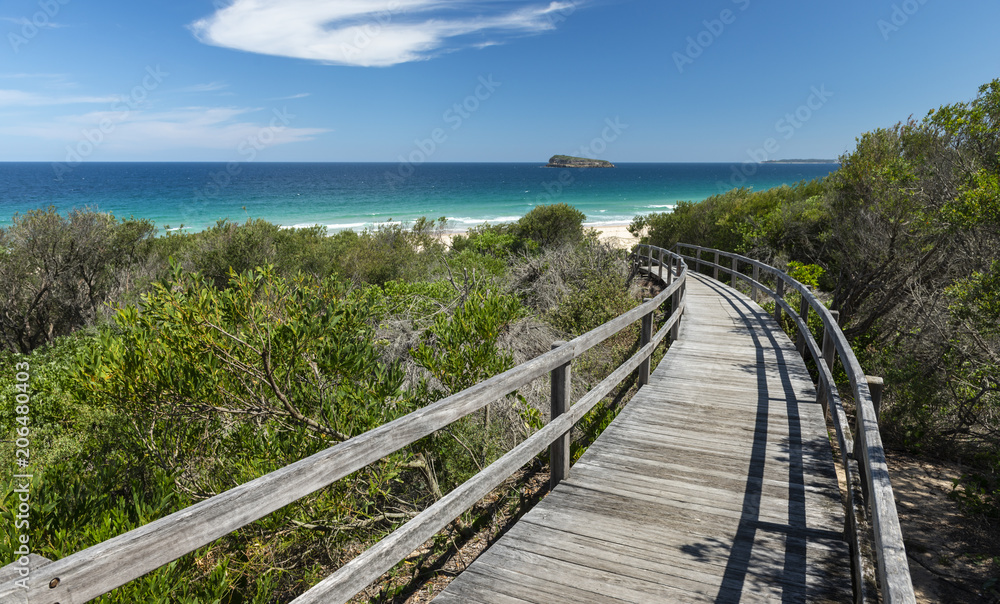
546,154,615,168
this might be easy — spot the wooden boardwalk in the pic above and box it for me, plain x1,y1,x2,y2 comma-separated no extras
434,273,852,603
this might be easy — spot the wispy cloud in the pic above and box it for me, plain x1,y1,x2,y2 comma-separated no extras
2,16,67,28
0,105,328,153
0,73,69,79
272,92,310,100
177,81,230,93
189,0,577,67
0,89,119,107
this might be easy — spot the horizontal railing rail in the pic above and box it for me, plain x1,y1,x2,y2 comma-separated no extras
674,243,914,604
0,246,686,604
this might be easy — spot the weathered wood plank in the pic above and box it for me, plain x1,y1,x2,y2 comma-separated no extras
0,554,51,585
507,519,850,600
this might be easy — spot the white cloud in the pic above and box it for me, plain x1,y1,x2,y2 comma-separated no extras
0,89,119,107
0,73,68,79
1,16,67,29
0,105,328,153
177,81,230,93
190,0,577,67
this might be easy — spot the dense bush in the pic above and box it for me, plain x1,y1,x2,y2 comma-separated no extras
452,203,588,258
629,179,829,262
0,208,155,353
514,202,587,249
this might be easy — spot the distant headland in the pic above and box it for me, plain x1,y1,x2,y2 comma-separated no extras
546,155,615,168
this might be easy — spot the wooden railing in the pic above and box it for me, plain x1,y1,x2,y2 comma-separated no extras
674,243,915,604
0,246,687,604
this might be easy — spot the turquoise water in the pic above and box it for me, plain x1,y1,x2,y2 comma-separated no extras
0,162,839,233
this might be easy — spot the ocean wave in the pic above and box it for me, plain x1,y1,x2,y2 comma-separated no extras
448,215,521,225
324,222,367,230
281,222,333,230
584,220,634,227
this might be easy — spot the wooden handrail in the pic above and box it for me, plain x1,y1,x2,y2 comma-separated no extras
0,247,687,604
673,243,915,604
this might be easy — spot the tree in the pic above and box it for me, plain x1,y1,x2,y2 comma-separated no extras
0,208,154,353
515,203,587,249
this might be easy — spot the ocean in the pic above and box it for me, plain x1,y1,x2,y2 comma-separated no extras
0,162,840,233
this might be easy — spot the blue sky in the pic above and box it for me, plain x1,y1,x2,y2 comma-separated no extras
1,0,998,163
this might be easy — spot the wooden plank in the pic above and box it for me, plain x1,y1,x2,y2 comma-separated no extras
471,541,720,603
455,562,636,604
517,503,850,574
506,518,850,600
0,554,51,585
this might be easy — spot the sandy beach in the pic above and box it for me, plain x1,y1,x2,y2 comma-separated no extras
434,224,639,250
593,224,641,249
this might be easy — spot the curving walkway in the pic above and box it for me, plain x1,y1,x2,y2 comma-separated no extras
433,273,852,603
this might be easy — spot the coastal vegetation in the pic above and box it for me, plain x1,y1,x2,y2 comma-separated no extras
0,203,650,601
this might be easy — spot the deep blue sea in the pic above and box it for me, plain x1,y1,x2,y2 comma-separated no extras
0,162,839,233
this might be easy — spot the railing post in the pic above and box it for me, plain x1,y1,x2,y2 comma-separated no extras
854,423,869,503
752,265,759,302
713,251,719,281
867,376,884,421
639,299,653,386
854,376,882,505
550,341,572,489
666,254,673,285
695,248,702,274
822,310,839,372
647,245,653,273
671,280,682,343
774,279,785,324
657,249,664,282
817,310,840,414
795,294,810,357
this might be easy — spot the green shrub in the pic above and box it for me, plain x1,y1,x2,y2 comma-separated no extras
0,208,155,353
334,221,445,285
515,203,586,250
451,222,524,257
786,261,825,289
629,180,828,260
